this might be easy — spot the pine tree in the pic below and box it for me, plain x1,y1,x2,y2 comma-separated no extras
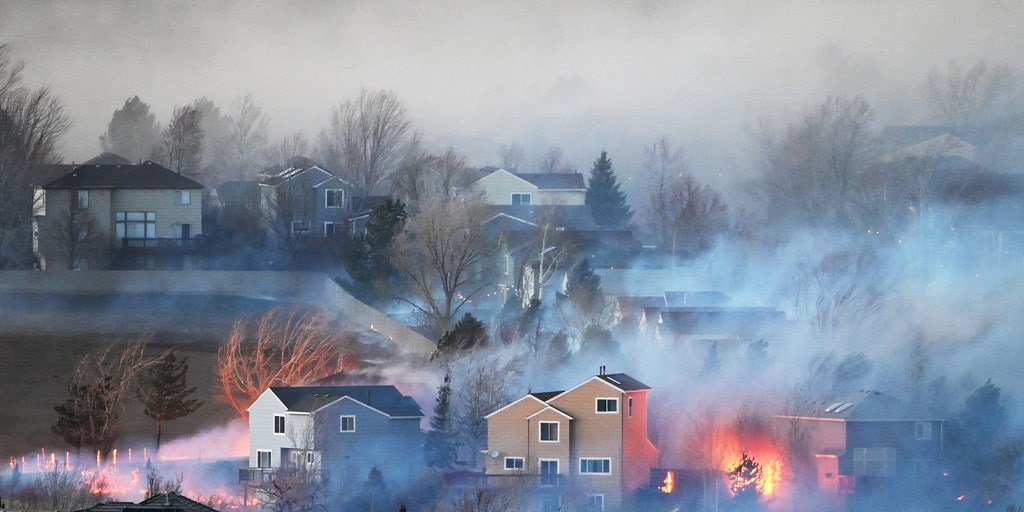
585,150,632,227
431,313,489,361
424,370,458,470
136,351,203,449
728,451,764,505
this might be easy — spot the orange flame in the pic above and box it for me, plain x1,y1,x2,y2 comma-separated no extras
714,425,785,499
659,470,675,493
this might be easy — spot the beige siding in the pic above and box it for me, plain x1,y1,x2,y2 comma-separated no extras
111,189,203,238
474,170,538,205
36,189,113,269
549,379,625,504
527,409,571,474
484,398,545,474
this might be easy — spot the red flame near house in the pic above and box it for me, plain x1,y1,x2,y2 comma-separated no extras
659,470,675,493
711,424,786,499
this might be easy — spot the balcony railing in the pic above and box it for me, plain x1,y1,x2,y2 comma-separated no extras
239,467,278,485
119,237,206,251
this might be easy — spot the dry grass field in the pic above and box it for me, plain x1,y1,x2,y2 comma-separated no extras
0,292,289,461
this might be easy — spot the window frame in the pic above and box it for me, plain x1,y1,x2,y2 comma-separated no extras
291,220,311,235
325,189,345,209
324,221,343,238
914,421,932,441
539,421,559,443
579,458,612,475
596,398,619,414
628,397,633,417
340,415,356,433
504,457,524,470
115,211,156,240
586,494,605,511
273,414,285,435
510,192,532,206
257,450,272,468
75,190,89,209
175,190,191,205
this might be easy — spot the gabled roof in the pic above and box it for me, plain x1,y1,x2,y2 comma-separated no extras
595,373,651,392
526,405,574,420
784,390,943,422
515,172,586,190
484,393,548,419
269,385,423,418
259,159,349,187
74,492,220,512
664,291,731,307
485,205,598,231
45,161,204,190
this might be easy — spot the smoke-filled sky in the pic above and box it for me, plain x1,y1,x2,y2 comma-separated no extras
3,0,1024,182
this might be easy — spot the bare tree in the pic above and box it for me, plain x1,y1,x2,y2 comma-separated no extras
162,104,204,178
265,132,310,172
52,340,154,456
393,147,476,214
499,143,524,172
927,59,1017,127
640,137,727,262
16,463,105,512
221,93,269,181
391,199,496,337
759,96,876,231
319,88,414,199
216,306,357,418
48,189,99,270
0,44,70,268
794,248,885,340
451,352,523,469
537,146,570,173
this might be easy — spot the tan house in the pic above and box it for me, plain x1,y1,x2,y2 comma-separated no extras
34,159,204,270
483,368,658,511
471,168,586,206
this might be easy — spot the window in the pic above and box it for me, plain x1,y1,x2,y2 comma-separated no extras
324,222,343,238
257,450,272,468
628,397,633,417
539,421,559,442
853,447,895,477
539,459,559,487
274,415,285,434
175,190,191,205
511,193,531,205
586,494,605,511
504,457,524,470
75,190,89,209
596,398,618,413
326,189,345,208
291,220,310,234
175,223,192,239
115,211,156,239
915,422,932,440
579,458,611,474
340,415,356,432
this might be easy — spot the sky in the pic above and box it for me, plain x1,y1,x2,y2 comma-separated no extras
3,0,1024,190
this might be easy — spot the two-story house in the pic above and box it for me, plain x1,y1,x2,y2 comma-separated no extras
242,385,424,491
471,168,586,206
483,368,658,511
33,159,204,270
257,158,355,243
775,390,945,496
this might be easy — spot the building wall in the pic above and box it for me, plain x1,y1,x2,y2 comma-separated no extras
110,189,203,239
247,390,293,468
474,171,538,205
526,409,572,474
537,190,586,205
36,189,113,269
485,397,546,475
549,378,627,508
621,390,658,493
315,398,424,483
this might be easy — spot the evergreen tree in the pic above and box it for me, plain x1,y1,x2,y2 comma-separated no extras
136,351,203,449
431,313,489,361
100,95,161,162
341,198,407,303
424,370,458,470
585,150,632,227
728,451,764,508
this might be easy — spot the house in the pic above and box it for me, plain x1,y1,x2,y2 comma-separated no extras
33,158,205,270
471,167,586,206
483,368,658,511
257,157,355,242
775,390,945,496
74,491,220,512
241,385,425,490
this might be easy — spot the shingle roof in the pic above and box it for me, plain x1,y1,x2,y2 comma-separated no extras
596,373,651,392
45,161,204,190
515,172,586,190
75,492,220,512
270,385,424,418
530,391,562,401
486,205,598,231
795,390,942,422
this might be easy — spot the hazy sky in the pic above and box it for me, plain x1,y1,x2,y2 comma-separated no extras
3,0,1023,184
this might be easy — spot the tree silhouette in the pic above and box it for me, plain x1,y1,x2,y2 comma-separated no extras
424,369,458,470
585,150,631,227
728,451,763,505
136,351,203,449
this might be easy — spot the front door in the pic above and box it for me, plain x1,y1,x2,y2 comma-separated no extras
540,459,559,487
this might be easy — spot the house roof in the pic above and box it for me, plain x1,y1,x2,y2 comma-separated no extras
259,159,348,187
515,172,586,190
530,391,562,401
45,161,204,190
595,373,651,392
663,291,731,307
75,492,220,512
486,205,598,231
788,390,942,422
648,306,785,336
269,385,424,418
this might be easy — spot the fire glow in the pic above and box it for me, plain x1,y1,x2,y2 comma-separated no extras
716,426,785,499
659,470,675,493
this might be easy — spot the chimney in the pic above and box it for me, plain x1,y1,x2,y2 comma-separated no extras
599,365,606,376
